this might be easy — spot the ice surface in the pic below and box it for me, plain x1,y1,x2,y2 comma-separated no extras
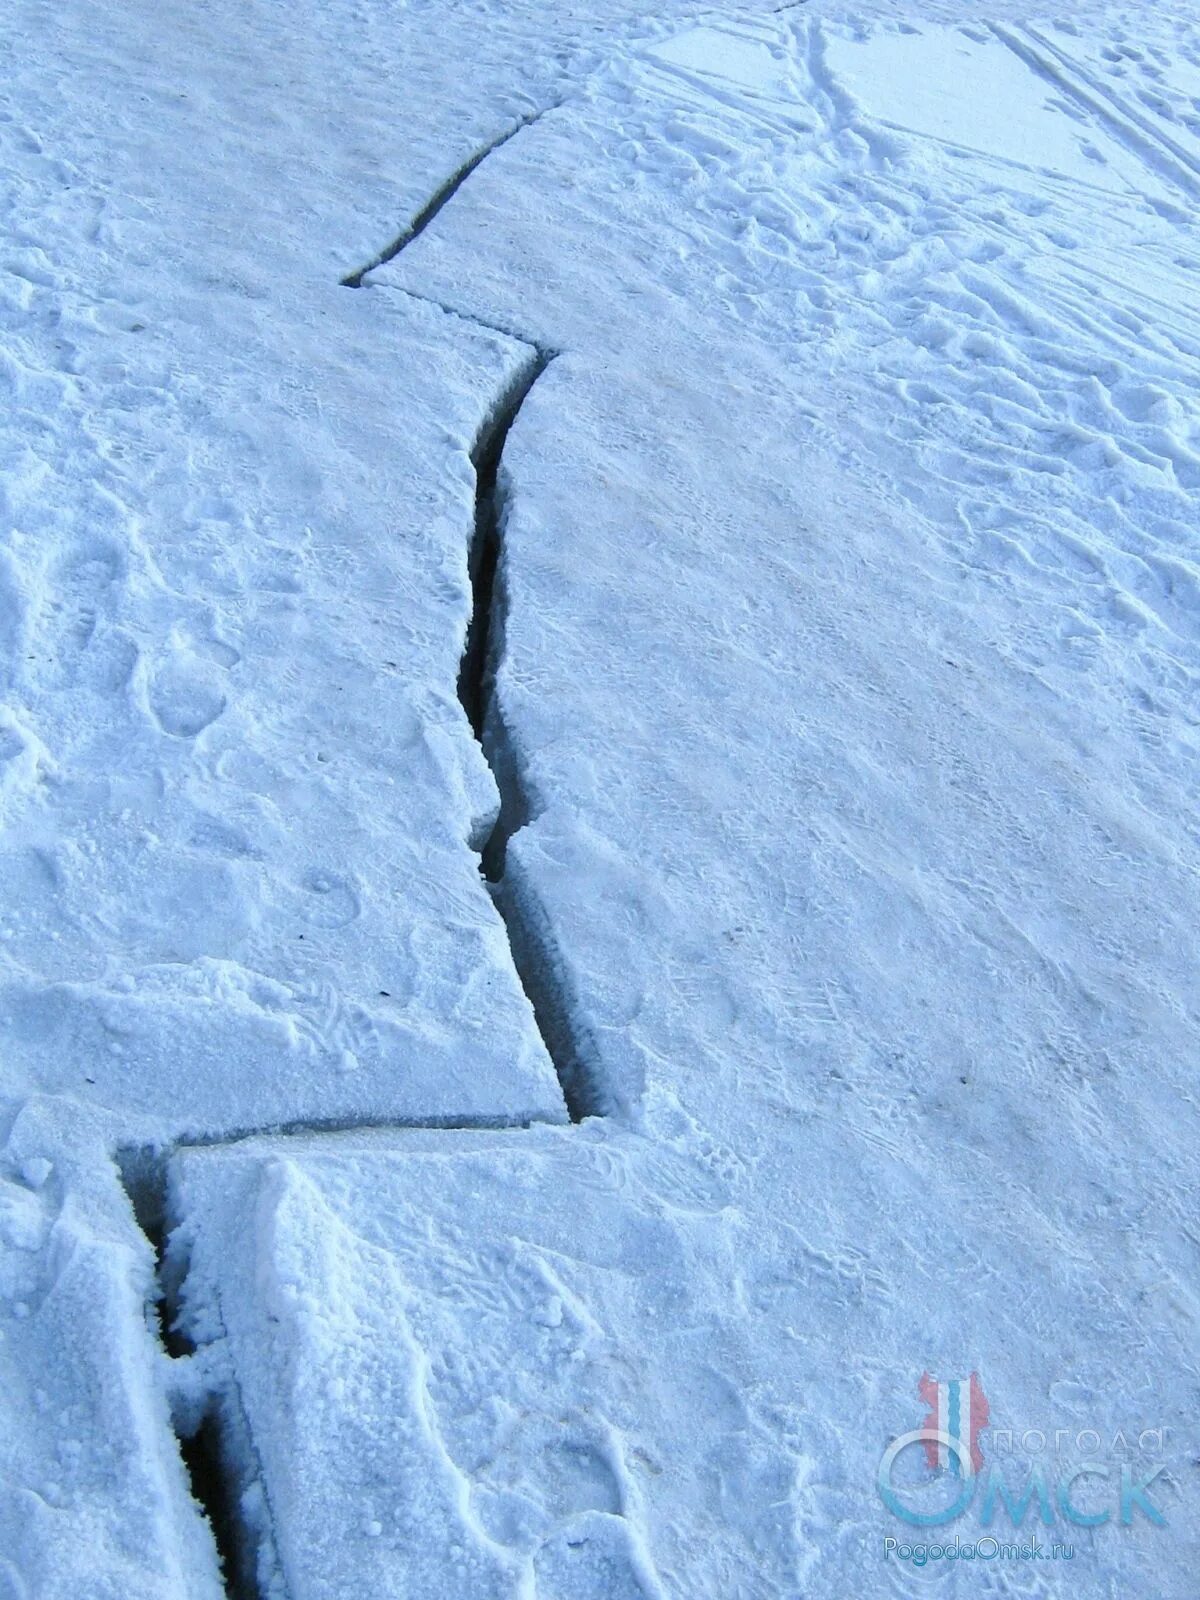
825,24,1177,197
0,4,583,1141
173,1111,1196,1596
0,276,572,1135
3,0,1199,1594
171,1128,799,1599
375,11,1200,1592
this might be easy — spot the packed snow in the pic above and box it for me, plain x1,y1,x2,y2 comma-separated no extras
1,0,1197,1595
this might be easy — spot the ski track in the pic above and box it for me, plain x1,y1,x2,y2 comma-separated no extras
637,11,1200,776
992,23,1200,201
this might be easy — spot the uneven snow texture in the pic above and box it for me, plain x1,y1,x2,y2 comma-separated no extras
2,0,1199,1594
0,1103,223,1599
172,1131,686,1600
0,240,567,1132
0,0,761,1139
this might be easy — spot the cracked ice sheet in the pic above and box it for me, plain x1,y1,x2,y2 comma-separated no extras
170,1111,1194,1598
0,267,567,1136
0,0,801,1148
169,1127,792,1600
373,10,1200,1594
0,0,586,1135
5,0,1200,1598
0,1104,222,1600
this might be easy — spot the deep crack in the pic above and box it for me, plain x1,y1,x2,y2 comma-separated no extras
455,357,609,1123
458,352,551,746
49,89,629,1600
116,1116,546,1213
115,1155,248,1600
326,91,620,1128
342,121,606,1121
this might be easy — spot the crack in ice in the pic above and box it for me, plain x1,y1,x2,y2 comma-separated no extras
340,104,560,287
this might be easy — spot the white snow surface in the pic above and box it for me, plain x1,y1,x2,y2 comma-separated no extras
2,0,1199,1594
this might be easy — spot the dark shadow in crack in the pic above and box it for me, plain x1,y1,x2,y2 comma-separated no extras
459,351,552,748
340,129,608,1123
456,357,610,1124
115,1154,246,1600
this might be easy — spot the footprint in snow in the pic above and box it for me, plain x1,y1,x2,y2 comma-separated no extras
27,544,123,692
298,869,361,929
532,1511,660,1600
144,624,238,738
147,653,228,738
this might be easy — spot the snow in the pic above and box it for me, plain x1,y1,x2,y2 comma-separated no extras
170,1127,758,1599
2,0,1199,1594
0,1103,224,1599
0,265,574,1133
824,24,1179,196
0,6,585,1136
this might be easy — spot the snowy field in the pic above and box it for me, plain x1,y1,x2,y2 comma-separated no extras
1,0,1198,1594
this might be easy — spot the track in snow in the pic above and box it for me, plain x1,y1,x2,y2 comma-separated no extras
992,24,1200,202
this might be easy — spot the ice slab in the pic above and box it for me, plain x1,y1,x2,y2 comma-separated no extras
0,1106,223,1600
169,1126,796,1600
0,281,568,1140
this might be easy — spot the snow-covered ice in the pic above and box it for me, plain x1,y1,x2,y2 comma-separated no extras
0,1103,224,1598
172,1129,691,1599
0,282,573,1135
2,0,1199,1594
